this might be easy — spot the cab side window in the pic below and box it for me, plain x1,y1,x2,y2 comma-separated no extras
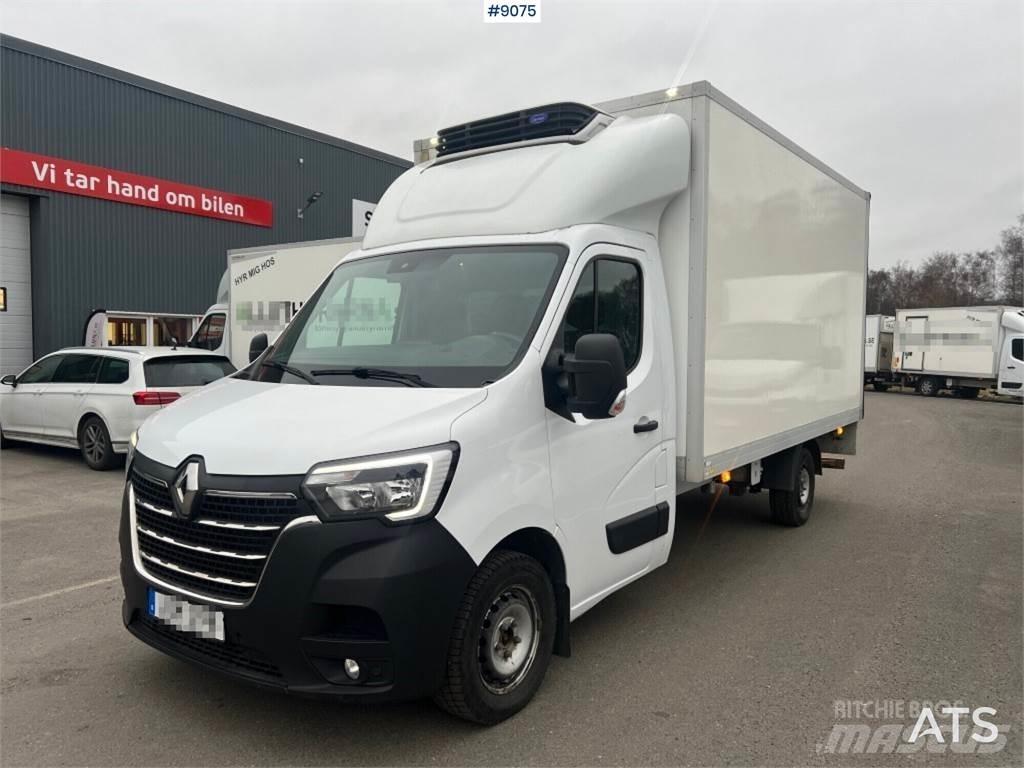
18,355,65,384
1012,338,1023,362
193,314,225,350
559,258,642,370
53,354,102,384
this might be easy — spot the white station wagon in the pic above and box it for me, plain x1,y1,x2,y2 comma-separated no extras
0,347,235,470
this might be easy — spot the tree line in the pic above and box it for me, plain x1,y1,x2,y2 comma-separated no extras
867,214,1023,315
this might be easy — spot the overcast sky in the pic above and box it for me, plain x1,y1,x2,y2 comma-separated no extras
2,0,1021,267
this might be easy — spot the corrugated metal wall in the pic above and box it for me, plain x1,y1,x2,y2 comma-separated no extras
0,36,410,357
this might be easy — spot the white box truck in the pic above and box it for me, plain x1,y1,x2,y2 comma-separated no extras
188,237,362,368
121,82,868,723
864,314,895,390
892,305,1024,397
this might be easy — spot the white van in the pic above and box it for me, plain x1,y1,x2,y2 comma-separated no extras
120,83,868,723
189,238,362,368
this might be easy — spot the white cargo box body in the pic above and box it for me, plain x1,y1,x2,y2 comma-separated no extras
226,237,362,366
597,84,869,482
893,306,1020,378
406,82,869,484
865,314,895,373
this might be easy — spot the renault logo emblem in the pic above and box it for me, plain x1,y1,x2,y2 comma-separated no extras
171,460,202,519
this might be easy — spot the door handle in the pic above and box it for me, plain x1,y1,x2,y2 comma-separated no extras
1008,366,1016,370
633,418,659,433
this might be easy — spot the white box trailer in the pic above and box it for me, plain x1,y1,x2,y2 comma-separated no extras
892,305,1024,397
864,314,895,389
126,82,869,723
189,237,362,368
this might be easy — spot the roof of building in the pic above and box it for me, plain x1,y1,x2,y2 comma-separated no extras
0,34,410,168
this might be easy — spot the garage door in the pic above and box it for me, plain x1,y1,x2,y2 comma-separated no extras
0,194,33,376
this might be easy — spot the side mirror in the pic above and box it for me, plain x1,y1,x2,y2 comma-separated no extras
562,333,627,420
0,374,16,388
249,333,269,363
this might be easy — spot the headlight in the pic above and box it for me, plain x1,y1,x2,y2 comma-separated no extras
302,442,458,523
126,429,139,470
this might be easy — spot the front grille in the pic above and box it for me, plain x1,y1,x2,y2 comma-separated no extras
437,102,599,157
137,615,282,682
130,466,305,604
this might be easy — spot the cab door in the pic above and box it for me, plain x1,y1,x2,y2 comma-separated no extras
998,336,1024,396
544,244,666,615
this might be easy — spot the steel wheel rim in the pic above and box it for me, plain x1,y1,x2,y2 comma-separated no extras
478,585,541,695
798,466,811,506
84,423,104,463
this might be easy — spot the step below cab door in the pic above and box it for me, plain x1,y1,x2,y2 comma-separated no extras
998,335,1024,396
544,243,667,616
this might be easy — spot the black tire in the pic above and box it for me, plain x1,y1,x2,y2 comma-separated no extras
955,387,979,399
872,382,890,392
79,416,117,471
435,550,556,725
0,425,9,449
769,447,815,527
917,376,939,397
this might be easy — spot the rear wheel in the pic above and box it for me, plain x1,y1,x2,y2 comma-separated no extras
435,550,556,724
917,376,939,397
79,416,117,471
769,447,815,527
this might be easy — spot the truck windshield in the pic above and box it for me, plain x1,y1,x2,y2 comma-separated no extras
257,244,567,388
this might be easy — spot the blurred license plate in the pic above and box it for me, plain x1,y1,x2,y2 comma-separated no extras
148,588,224,641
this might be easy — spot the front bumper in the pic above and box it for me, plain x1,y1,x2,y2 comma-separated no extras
119,456,476,702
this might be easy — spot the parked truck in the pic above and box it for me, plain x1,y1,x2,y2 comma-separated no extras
189,237,362,368
121,82,868,723
864,314,895,391
891,305,1024,398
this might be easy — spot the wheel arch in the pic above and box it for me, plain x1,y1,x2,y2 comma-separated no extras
76,410,112,442
491,527,571,658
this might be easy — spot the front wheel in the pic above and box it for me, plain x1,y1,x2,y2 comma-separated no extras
435,550,556,724
769,447,815,527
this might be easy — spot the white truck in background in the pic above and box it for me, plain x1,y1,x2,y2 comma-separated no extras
189,237,362,368
123,82,868,724
864,314,895,391
891,305,1024,398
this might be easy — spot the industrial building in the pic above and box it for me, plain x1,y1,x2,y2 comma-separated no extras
0,35,410,373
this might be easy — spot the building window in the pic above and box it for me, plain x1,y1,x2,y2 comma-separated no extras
107,317,147,346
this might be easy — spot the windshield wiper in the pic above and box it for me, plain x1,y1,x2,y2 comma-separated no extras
310,367,434,387
261,359,320,385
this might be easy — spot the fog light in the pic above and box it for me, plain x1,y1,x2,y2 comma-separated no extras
720,470,732,483
344,658,360,680
835,426,844,437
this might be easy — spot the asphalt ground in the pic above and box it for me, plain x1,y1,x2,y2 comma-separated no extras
1,391,1021,766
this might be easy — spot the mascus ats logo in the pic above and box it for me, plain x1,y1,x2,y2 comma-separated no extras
817,699,1010,756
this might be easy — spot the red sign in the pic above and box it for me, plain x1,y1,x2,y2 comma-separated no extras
1,148,273,227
